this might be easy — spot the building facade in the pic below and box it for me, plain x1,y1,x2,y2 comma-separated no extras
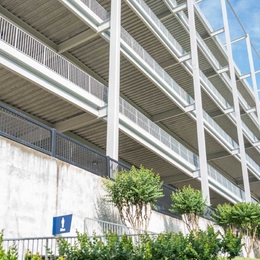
0,0,260,210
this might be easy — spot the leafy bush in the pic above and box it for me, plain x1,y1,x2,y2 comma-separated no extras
170,185,207,232
212,203,235,233
189,226,221,260
0,230,18,260
55,227,240,260
24,251,42,260
221,229,242,260
213,202,260,258
103,165,164,230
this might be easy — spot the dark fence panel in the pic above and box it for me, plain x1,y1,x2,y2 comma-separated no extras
0,103,214,220
55,132,107,176
0,104,52,154
155,184,181,219
108,157,131,179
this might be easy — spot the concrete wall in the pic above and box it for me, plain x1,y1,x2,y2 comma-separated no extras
0,136,213,238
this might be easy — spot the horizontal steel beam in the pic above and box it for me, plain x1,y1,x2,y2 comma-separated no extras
207,150,238,160
58,29,97,53
236,177,260,185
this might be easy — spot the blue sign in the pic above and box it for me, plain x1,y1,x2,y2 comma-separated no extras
52,214,72,235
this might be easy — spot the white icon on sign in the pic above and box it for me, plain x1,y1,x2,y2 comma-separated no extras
60,217,66,232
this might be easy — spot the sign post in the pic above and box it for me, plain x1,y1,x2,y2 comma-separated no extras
52,214,72,235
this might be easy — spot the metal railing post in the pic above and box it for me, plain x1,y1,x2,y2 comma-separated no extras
45,238,48,260
51,129,56,157
106,156,111,178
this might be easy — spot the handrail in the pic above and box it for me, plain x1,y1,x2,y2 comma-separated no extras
119,98,198,168
0,16,108,103
121,27,192,106
80,0,110,21
135,0,185,55
84,217,156,236
194,3,257,111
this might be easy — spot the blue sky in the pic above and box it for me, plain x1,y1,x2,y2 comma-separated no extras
198,0,260,95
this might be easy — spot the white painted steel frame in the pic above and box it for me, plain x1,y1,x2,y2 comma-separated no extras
221,0,251,202
187,0,210,204
106,0,121,160
0,0,256,203
246,35,260,124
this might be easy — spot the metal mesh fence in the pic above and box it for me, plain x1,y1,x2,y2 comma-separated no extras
0,105,52,153
55,133,107,176
108,157,131,179
155,185,181,219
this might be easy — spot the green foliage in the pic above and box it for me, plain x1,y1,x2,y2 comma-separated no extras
212,203,236,232
170,185,207,232
24,251,42,260
55,227,240,260
104,165,163,207
188,226,221,260
213,202,260,258
233,202,260,258
149,232,190,259
170,185,207,216
103,165,164,230
0,228,242,260
221,229,242,260
0,230,18,260
232,202,260,233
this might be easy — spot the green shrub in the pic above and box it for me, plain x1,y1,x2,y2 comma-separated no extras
55,227,241,260
0,230,18,260
150,232,190,260
221,229,243,260
24,251,42,260
170,185,207,232
188,226,221,260
103,165,164,231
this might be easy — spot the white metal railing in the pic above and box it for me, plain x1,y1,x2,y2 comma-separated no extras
177,8,222,70
136,0,233,112
121,27,192,106
2,236,77,260
198,68,230,109
119,97,198,167
84,217,155,236
0,16,108,103
203,110,238,149
241,120,258,143
80,0,110,20
208,165,245,200
246,153,260,177
135,0,185,55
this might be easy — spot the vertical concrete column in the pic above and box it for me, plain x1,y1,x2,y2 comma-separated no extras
106,0,121,160
187,0,210,204
246,35,260,123
221,0,251,202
